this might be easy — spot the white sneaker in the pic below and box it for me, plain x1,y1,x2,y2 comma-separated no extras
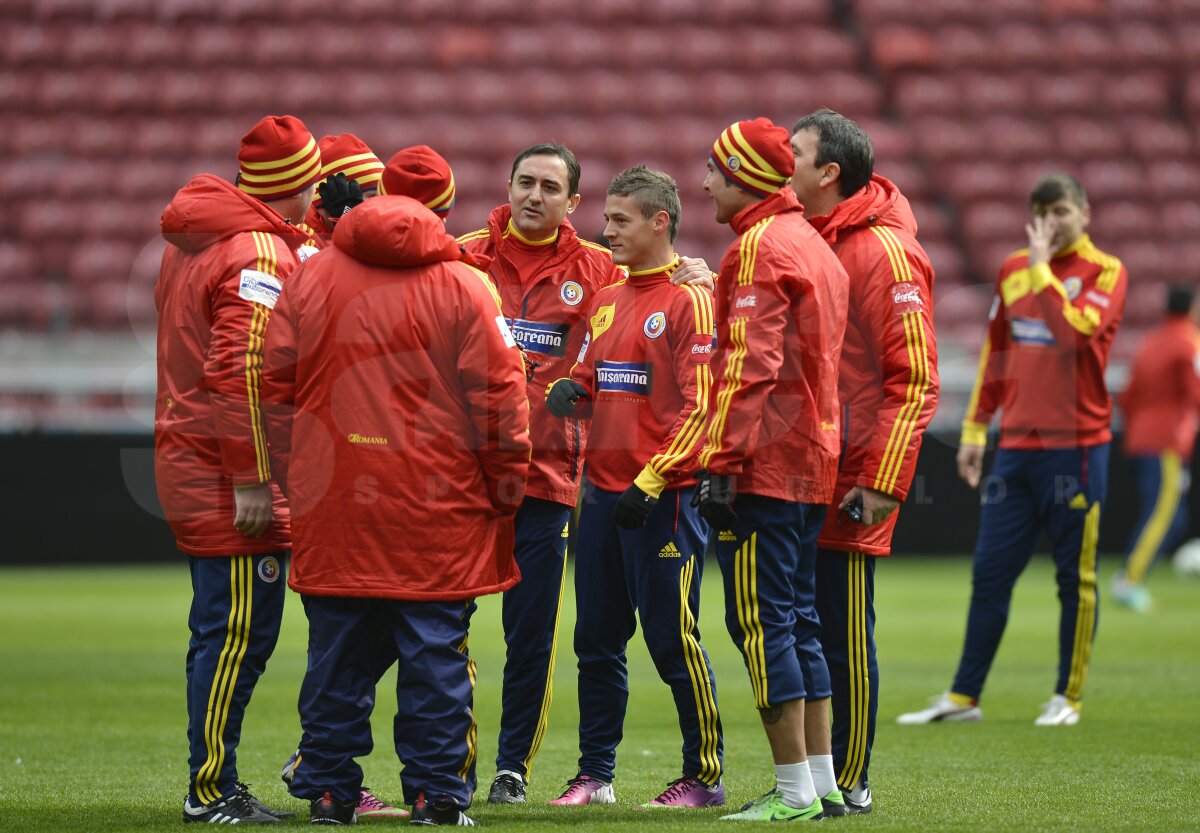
896,692,982,724
1034,694,1080,726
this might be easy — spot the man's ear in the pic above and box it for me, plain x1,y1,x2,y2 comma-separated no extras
566,193,582,214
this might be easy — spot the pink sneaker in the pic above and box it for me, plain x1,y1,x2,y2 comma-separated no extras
356,788,409,818
547,775,616,806
641,776,726,808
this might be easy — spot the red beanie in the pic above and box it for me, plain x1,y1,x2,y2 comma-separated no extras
711,118,794,198
311,134,384,208
379,145,456,215
236,115,322,200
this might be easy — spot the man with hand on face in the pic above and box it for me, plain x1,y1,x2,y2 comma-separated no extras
458,144,714,803
544,166,723,809
696,118,849,823
898,173,1127,728
789,108,939,816
302,133,384,240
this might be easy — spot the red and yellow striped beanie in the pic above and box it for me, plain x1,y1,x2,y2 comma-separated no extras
379,145,456,216
311,133,384,208
710,118,794,198
236,115,322,200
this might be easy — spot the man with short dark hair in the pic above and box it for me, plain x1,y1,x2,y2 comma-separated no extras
898,173,1128,727
791,108,939,815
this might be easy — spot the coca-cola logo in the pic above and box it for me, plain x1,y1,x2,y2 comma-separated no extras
691,342,712,355
892,281,923,313
735,294,757,309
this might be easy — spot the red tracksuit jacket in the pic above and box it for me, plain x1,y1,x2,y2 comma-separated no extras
1120,315,1200,460
263,196,531,601
810,176,939,556
155,174,304,556
963,234,1127,450
701,188,849,505
566,257,715,497
459,205,625,506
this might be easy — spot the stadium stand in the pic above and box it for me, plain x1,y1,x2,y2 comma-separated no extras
3,0,1196,429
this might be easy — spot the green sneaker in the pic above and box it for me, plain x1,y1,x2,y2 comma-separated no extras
820,789,847,817
720,792,823,821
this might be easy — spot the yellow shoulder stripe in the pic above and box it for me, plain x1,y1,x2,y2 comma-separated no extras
869,226,914,283
456,228,489,245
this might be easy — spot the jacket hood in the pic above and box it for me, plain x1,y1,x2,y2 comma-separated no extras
333,195,463,267
161,173,304,252
807,174,918,245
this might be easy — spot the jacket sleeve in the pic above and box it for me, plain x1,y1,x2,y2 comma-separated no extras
851,232,939,501
456,265,532,516
261,270,300,494
634,285,715,498
701,225,791,476
205,231,296,486
961,272,1011,447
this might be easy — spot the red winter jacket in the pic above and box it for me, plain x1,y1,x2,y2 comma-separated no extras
155,174,305,556
1121,315,1200,460
810,176,939,556
458,205,625,506
264,196,531,601
701,188,849,505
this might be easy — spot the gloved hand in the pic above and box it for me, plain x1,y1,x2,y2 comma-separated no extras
692,472,737,530
612,483,657,529
546,379,589,418
318,173,364,218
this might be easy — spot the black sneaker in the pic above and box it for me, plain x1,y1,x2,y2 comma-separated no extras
311,791,357,825
183,791,280,824
238,782,297,819
487,770,526,804
410,791,476,826
842,784,872,814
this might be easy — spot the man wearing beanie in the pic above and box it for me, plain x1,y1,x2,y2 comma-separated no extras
157,113,321,824
696,117,849,822
303,133,385,236
458,145,713,804
792,109,940,816
262,188,530,827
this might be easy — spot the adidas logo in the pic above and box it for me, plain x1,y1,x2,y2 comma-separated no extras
658,542,682,558
718,530,737,541
561,523,570,538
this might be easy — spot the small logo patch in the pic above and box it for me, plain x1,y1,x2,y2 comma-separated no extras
238,269,282,309
727,155,742,172
495,315,517,349
561,280,584,306
596,360,652,395
1084,289,1110,308
718,530,737,542
295,245,320,263
577,332,591,362
508,318,570,357
257,555,281,583
644,311,667,339
658,541,682,558
1011,316,1056,346
1063,276,1083,300
892,281,923,313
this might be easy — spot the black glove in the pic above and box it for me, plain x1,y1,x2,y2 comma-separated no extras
613,483,657,529
692,472,737,530
318,173,363,219
546,379,589,418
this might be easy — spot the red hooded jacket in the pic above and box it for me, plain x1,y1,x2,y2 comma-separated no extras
1120,315,1200,460
264,196,531,601
458,205,625,506
700,188,849,504
155,174,305,556
810,175,940,556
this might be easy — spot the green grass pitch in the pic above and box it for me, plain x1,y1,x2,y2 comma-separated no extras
1,555,1197,831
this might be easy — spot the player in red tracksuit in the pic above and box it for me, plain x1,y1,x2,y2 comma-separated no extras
457,144,713,803
544,167,724,808
1112,284,1200,611
263,194,531,826
156,114,321,825
791,110,939,815
696,118,849,823
898,173,1127,728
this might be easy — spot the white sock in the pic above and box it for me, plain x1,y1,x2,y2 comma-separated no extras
775,761,817,809
808,754,837,797
845,781,870,803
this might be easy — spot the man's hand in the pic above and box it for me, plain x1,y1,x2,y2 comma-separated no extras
1025,213,1055,268
692,472,737,530
956,444,985,489
839,486,899,526
233,483,274,538
546,379,589,417
613,484,657,529
671,256,716,291
318,173,364,222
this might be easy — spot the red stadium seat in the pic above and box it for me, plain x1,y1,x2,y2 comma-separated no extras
870,25,939,74
1088,200,1157,242
1162,200,1200,237
935,24,993,70
960,72,1028,115
915,116,980,160
894,74,961,117
980,115,1055,160
921,239,968,285
1127,120,1193,160
1118,22,1179,67
1105,71,1172,114
1079,159,1140,200
1032,71,1105,115
1055,116,1127,161
1055,21,1114,66
1147,159,1200,199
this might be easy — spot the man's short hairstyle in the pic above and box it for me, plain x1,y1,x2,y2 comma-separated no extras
1167,282,1195,315
792,108,874,198
607,165,682,243
510,143,581,196
1030,173,1088,209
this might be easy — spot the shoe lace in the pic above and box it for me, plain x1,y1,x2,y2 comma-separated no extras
561,776,597,797
654,777,698,802
358,789,388,812
494,774,523,798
